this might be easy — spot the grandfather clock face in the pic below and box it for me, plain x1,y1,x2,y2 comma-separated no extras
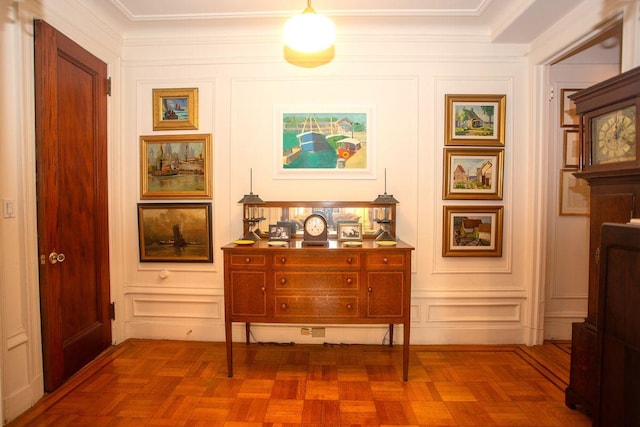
591,105,637,165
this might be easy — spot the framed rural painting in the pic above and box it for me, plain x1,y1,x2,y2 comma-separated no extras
273,105,375,179
137,203,213,263
443,148,504,200
140,134,212,199
443,205,503,257
560,88,581,127
563,129,580,168
152,88,198,130
559,169,589,216
445,94,506,146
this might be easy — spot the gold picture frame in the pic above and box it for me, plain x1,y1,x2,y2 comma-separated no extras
152,88,198,130
445,94,506,146
443,148,504,200
140,134,212,199
443,205,504,257
137,203,213,263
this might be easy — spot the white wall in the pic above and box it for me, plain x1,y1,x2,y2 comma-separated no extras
2,0,639,422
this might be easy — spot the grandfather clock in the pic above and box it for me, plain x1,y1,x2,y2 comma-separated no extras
565,66,640,415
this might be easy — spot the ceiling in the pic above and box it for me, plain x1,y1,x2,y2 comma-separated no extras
105,0,587,43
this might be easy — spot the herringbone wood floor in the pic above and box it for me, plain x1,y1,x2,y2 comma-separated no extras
8,339,591,426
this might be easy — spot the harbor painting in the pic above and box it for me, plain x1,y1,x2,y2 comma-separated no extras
140,134,212,199
152,88,198,130
274,105,375,179
138,203,213,262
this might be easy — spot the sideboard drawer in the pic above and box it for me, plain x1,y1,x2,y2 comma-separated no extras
229,254,266,267
274,296,360,317
366,253,405,268
274,272,359,290
273,253,360,268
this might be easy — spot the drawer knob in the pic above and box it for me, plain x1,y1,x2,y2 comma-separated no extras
346,278,353,284
245,257,251,263
346,303,353,310
347,257,353,264
383,257,389,263
280,303,288,310
280,278,287,285
280,257,287,264
261,286,266,292
368,287,373,293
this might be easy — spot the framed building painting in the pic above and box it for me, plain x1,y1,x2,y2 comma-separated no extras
443,148,504,200
559,169,590,216
137,203,213,263
273,105,375,179
140,133,212,199
443,205,504,257
445,94,506,146
152,88,198,130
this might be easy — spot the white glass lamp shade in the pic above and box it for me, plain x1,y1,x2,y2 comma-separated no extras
283,8,335,53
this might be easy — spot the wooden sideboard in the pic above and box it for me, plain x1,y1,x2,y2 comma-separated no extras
222,239,414,381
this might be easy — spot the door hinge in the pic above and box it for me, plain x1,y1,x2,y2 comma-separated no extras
109,302,115,320
106,77,112,96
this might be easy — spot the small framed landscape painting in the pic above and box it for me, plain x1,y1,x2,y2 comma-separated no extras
445,94,506,146
443,205,503,257
443,148,504,200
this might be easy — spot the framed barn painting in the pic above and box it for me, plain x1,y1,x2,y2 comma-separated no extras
137,203,213,263
445,94,506,146
443,148,504,200
273,105,375,179
443,205,503,257
140,133,212,199
152,88,198,130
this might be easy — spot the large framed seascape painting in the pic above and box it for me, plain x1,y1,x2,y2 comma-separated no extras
443,148,504,200
138,203,213,263
152,88,198,130
273,105,375,179
443,205,503,257
445,94,506,146
140,134,212,199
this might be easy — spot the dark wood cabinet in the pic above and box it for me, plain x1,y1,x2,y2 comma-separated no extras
565,66,640,416
593,223,640,426
222,239,414,380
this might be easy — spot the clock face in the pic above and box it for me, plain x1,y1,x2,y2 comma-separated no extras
592,105,637,165
304,214,326,237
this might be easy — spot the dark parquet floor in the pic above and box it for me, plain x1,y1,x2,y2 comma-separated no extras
7,339,591,426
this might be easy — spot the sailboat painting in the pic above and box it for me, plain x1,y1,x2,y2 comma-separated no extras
275,105,375,179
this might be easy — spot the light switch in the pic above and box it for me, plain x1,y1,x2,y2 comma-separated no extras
3,199,15,218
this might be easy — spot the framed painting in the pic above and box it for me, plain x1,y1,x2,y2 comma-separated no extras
137,203,213,263
273,105,375,179
563,129,581,167
559,169,590,216
152,88,198,130
443,148,504,200
140,134,212,199
560,88,581,127
337,222,362,241
445,94,506,146
443,205,503,257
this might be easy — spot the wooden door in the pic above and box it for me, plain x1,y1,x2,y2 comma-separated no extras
34,20,111,391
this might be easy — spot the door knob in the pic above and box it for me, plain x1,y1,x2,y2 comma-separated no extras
49,251,65,264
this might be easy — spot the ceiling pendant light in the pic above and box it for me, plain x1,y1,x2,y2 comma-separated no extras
284,0,335,53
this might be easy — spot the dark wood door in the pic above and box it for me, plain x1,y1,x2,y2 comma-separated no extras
34,20,111,391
